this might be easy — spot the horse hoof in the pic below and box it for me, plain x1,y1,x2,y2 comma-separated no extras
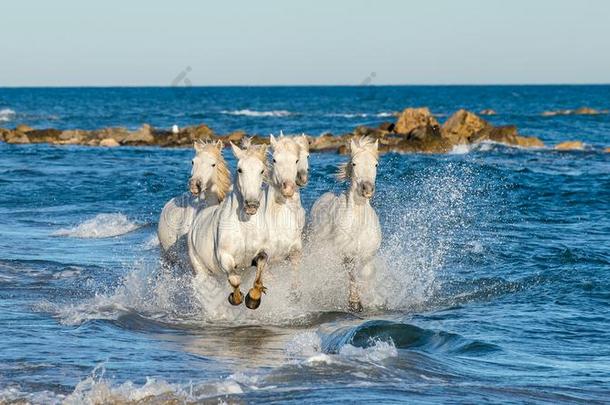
348,300,363,313
245,293,261,310
228,292,242,306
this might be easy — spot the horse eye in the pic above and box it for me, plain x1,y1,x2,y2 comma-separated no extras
273,158,277,163
260,169,264,174
237,168,242,174
296,159,299,163
375,163,379,167
352,163,356,167
211,163,216,167
191,160,194,165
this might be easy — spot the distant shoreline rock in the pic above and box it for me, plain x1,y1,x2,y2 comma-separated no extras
3,106,598,154
542,107,608,117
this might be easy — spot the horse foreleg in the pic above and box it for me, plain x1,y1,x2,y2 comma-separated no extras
220,253,243,306
245,251,269,310
344,257,363,312
227,274,243,306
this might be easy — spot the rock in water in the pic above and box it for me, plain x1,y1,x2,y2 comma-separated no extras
479,109,497,115
100,138,120,147
123,124,155,145
442,109,489,144
394,107,439,135
555,141,585,151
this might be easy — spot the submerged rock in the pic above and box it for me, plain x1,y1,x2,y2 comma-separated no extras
542,107,608,116
479,109,497,115
555,141,585,151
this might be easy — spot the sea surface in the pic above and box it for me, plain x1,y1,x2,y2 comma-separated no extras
0,86,609,404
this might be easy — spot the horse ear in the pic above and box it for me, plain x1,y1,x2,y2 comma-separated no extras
194,141,204,153
374,139,379,150
230,142,243,159
279,130,285,138
269,134,277,147
215,140,224,151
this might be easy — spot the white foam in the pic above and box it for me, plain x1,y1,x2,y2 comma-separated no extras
286,332,397,366
326,112,395,118
339,339,398,362
221,109,292,117
0,108,16,122
449,143,472,154
61,364,246,404
52,213,140,238
142,233,161,250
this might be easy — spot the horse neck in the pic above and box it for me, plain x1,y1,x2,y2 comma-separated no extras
204,183,221,206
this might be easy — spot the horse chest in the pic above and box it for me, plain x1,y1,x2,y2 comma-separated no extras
334,205,380,258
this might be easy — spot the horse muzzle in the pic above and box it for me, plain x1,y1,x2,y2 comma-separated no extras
281,181,296,198
296,171,309,187
189,178,204,196
244,200,260,215
360,181,375,199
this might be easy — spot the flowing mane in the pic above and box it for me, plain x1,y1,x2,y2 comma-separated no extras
336,136,378,181
195,140,232,202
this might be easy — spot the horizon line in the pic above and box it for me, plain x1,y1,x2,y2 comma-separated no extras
2,83,610,89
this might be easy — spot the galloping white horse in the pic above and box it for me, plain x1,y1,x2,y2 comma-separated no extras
262,134,306,265
188,141,270,309
309,136,381,312
157,140,231,264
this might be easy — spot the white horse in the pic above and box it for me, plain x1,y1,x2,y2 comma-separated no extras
188,141,270,309
157,140,231,265
309,136,381,312
262,134,306,265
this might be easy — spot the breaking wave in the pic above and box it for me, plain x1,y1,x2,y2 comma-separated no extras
52,213,141,238
0,108,16,122
221,109,293,117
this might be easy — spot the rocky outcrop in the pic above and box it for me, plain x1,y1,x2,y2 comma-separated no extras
542,107,608,116
394,108,439,135
123,124,155,145
441,109,489,144
479,109,497,116
555,141,585,151
0,107,550,153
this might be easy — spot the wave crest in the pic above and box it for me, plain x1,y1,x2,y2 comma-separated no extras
0,108,16,122
52,213,140,238
221,109,292,117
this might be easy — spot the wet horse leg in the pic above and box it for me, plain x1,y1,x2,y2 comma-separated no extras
245,251,269,310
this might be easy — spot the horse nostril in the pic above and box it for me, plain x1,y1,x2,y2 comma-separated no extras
361,182,374,196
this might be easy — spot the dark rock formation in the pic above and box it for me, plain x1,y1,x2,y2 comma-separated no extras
0,107,549,153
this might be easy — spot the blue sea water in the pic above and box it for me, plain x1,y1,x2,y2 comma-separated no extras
0,86,609,404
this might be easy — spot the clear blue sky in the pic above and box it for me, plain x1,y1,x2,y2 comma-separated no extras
2,0,609,86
